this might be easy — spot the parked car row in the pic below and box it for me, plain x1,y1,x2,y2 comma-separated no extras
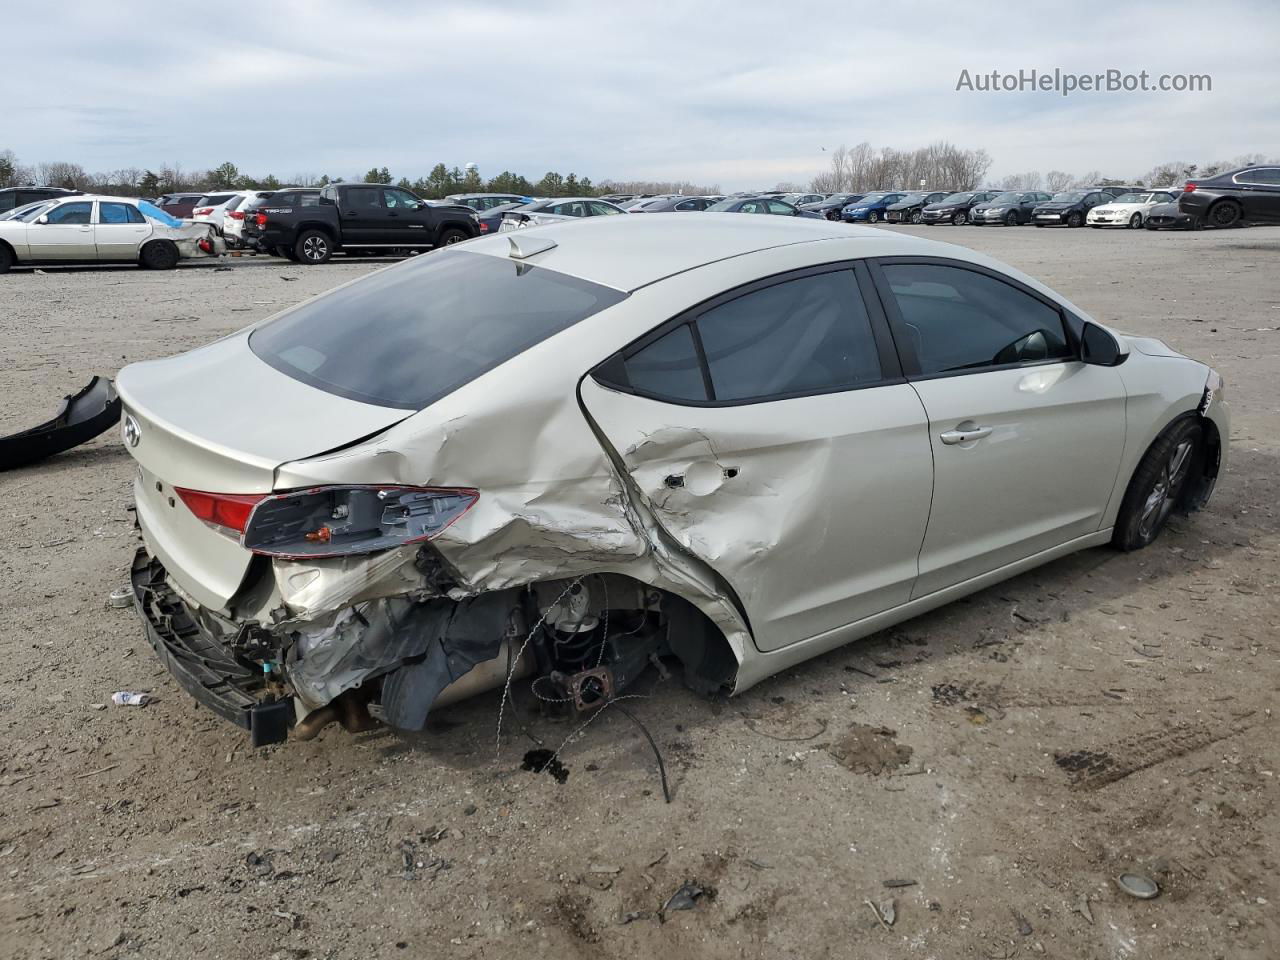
1,163,1276,273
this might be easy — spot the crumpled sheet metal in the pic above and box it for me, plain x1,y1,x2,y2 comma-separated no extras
268,310,755,684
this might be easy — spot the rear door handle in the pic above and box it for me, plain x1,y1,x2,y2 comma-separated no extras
940,425,992,445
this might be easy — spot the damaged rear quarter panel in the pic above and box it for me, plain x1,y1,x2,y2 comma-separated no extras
267,246,881,676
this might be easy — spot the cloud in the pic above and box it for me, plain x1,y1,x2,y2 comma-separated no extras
2,0,1276,188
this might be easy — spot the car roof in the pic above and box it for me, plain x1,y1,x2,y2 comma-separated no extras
0,185,77,193
460,213,951,292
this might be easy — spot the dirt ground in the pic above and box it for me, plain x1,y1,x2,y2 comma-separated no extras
1,226,1277,960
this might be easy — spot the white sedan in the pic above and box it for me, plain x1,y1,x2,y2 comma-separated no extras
0,194,224,272
115,214,1228,745
1087,191,1178,228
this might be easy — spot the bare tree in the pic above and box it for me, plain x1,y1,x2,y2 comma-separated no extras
1045,170,1073,192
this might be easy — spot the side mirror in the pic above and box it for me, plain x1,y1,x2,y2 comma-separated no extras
36,215,48,224
1080,321,1125,366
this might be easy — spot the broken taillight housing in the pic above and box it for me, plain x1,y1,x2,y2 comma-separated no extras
174,488,266,537
241,485,478,559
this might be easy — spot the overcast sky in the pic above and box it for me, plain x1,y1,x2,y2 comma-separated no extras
5,0,1277,189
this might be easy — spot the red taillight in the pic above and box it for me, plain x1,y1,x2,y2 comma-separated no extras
255,213,267,226
1184,182,1197,193
479,222,489,232
175,488,267,536
194,207,213,216
229,211,245,220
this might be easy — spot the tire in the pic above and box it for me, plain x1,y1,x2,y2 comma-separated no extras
1090,225,1103,229
1005,211,1019,226
910,209,923,224
0,243,12,274
295,229,332,264
1034,223,1045,228
437,228,469,247
826,211,840,221
952,210,967,225
1128,213,1143,229
866,211,880,224
1112,419,1201,552
140,240,179,270
1207,200,1241,228
1067,211,1084,228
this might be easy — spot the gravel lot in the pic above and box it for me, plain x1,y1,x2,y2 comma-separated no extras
2,226,1277,960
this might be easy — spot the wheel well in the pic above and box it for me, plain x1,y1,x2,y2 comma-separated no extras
438,220,473,236
1183,412,1221,509
140,238,176,256
0,238,14,261
296,221,336,239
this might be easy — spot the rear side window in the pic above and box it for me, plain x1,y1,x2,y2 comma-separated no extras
0,193,15,212
345,187,381,209
698,271,882,401
881,263,1072,375
623,325,707,401
99,202,144,224
250,250,626,410
610,269,884,404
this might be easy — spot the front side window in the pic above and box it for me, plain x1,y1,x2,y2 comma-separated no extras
383,188,421,209
589,201,622,216
766,200,796,215
44,201,93,224
99,202,144,224
882,263,1072,376
551,201,588,217
251,250,626,410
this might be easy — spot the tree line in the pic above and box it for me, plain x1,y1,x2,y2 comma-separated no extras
809,142,1280,195
0,151,720,200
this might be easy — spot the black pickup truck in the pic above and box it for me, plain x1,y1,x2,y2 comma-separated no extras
248,183,480,263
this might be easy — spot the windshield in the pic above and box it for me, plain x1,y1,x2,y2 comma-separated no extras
1051,192,1084,202
990,192,1020,203
941,193,973,203
3,201,56,222
250,250,627,410
855,194,885,203
706,199,740,211
897,193,927,203
1112,193,1151,203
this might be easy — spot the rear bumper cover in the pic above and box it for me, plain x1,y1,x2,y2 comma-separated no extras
130,548,291,745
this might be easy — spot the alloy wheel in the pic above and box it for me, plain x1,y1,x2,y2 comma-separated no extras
1137,439,1194,540
303,236,328,261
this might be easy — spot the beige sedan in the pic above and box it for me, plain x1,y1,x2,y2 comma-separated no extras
115,214,1229,745
0,194,224,272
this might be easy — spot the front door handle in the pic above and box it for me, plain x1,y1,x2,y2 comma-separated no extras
940,425,992,445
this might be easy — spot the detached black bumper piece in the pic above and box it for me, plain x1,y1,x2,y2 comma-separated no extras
0,375,121,471
130,549,292,746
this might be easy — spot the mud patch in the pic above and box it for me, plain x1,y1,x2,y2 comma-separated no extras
1054,721,1256,790
552,891,599,943
826,724,913,776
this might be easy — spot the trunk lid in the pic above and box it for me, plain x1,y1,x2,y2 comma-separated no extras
117,332,410,611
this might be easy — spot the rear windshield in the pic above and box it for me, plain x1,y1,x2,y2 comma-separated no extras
250,249,627,410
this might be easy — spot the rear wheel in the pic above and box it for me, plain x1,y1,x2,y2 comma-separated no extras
1067,211,1084,227
140,240,179,270
1128,213,1143,229
1112,419,1201,551
1208,200,1241,228
0,243,12,273
295,230,332,264
437,228,469,246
